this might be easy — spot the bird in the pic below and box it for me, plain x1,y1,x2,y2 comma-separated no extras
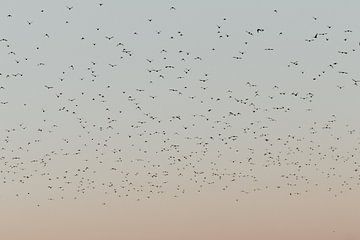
0,0,358,209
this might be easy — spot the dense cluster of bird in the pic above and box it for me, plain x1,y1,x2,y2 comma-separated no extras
1,2,360,206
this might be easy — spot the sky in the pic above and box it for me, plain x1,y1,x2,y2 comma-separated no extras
0,0,360,239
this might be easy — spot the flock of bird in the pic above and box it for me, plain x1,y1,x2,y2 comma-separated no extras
1,1,360,206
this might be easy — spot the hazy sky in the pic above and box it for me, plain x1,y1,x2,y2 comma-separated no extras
0,0,360,239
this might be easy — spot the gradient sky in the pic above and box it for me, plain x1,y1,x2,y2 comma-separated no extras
1,0,360,239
